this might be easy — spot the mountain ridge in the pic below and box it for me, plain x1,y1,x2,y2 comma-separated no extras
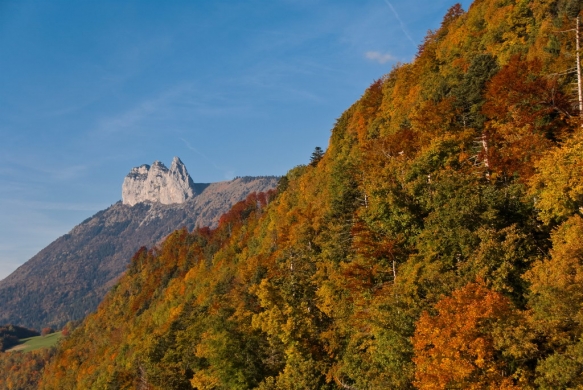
0,167,278,330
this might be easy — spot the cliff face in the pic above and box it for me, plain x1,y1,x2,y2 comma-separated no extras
0,158,278,330
122,157,196,206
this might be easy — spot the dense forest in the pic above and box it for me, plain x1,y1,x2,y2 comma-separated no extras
5,0,583,388
0,348,56,390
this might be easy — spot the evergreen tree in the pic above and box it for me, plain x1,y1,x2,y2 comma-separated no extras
309,146,325,166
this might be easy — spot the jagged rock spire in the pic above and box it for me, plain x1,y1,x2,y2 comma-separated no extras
122,157,196,206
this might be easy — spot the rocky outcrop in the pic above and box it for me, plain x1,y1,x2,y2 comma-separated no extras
122,157,196,206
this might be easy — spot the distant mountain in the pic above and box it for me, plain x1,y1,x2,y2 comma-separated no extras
0,157,278,330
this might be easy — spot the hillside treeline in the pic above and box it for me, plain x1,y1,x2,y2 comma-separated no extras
0,325,39,352
35,0,583,388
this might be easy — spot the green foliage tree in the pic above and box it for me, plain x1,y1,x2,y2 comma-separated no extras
525,215,583,388
309,147,325,167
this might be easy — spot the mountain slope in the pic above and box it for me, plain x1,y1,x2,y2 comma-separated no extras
0,176,278,331
39,1,583,389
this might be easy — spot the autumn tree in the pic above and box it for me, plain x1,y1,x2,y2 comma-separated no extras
0,348,56,390
412,281,520,389
483,56,571,179
529,132,583,225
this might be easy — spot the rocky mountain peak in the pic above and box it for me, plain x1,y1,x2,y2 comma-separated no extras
122,157,196,206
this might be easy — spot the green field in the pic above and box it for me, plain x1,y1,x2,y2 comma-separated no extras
6,332,62,353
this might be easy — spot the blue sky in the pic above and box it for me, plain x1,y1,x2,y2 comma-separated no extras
0,0,473,280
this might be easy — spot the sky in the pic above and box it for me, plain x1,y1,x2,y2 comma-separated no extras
0,0,473,280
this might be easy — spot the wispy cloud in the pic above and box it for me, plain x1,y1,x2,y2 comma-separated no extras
95,82,260,136
383,0,417,47
180,138,234,180
37,164,88,181
365,51,395,64
0,155,87,182
96,83,194,135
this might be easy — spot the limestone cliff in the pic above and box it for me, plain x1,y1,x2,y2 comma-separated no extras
122,157,195,206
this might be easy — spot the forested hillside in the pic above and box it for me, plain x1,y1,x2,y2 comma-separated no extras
37,0,583,388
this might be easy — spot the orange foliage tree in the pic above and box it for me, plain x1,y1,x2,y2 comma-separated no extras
483,55,572,179
412,281,519,389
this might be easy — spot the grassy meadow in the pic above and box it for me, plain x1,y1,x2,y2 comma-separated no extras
6,332,62,353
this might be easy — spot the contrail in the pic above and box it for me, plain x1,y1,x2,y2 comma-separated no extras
180,137,229,174
383,0,417,47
